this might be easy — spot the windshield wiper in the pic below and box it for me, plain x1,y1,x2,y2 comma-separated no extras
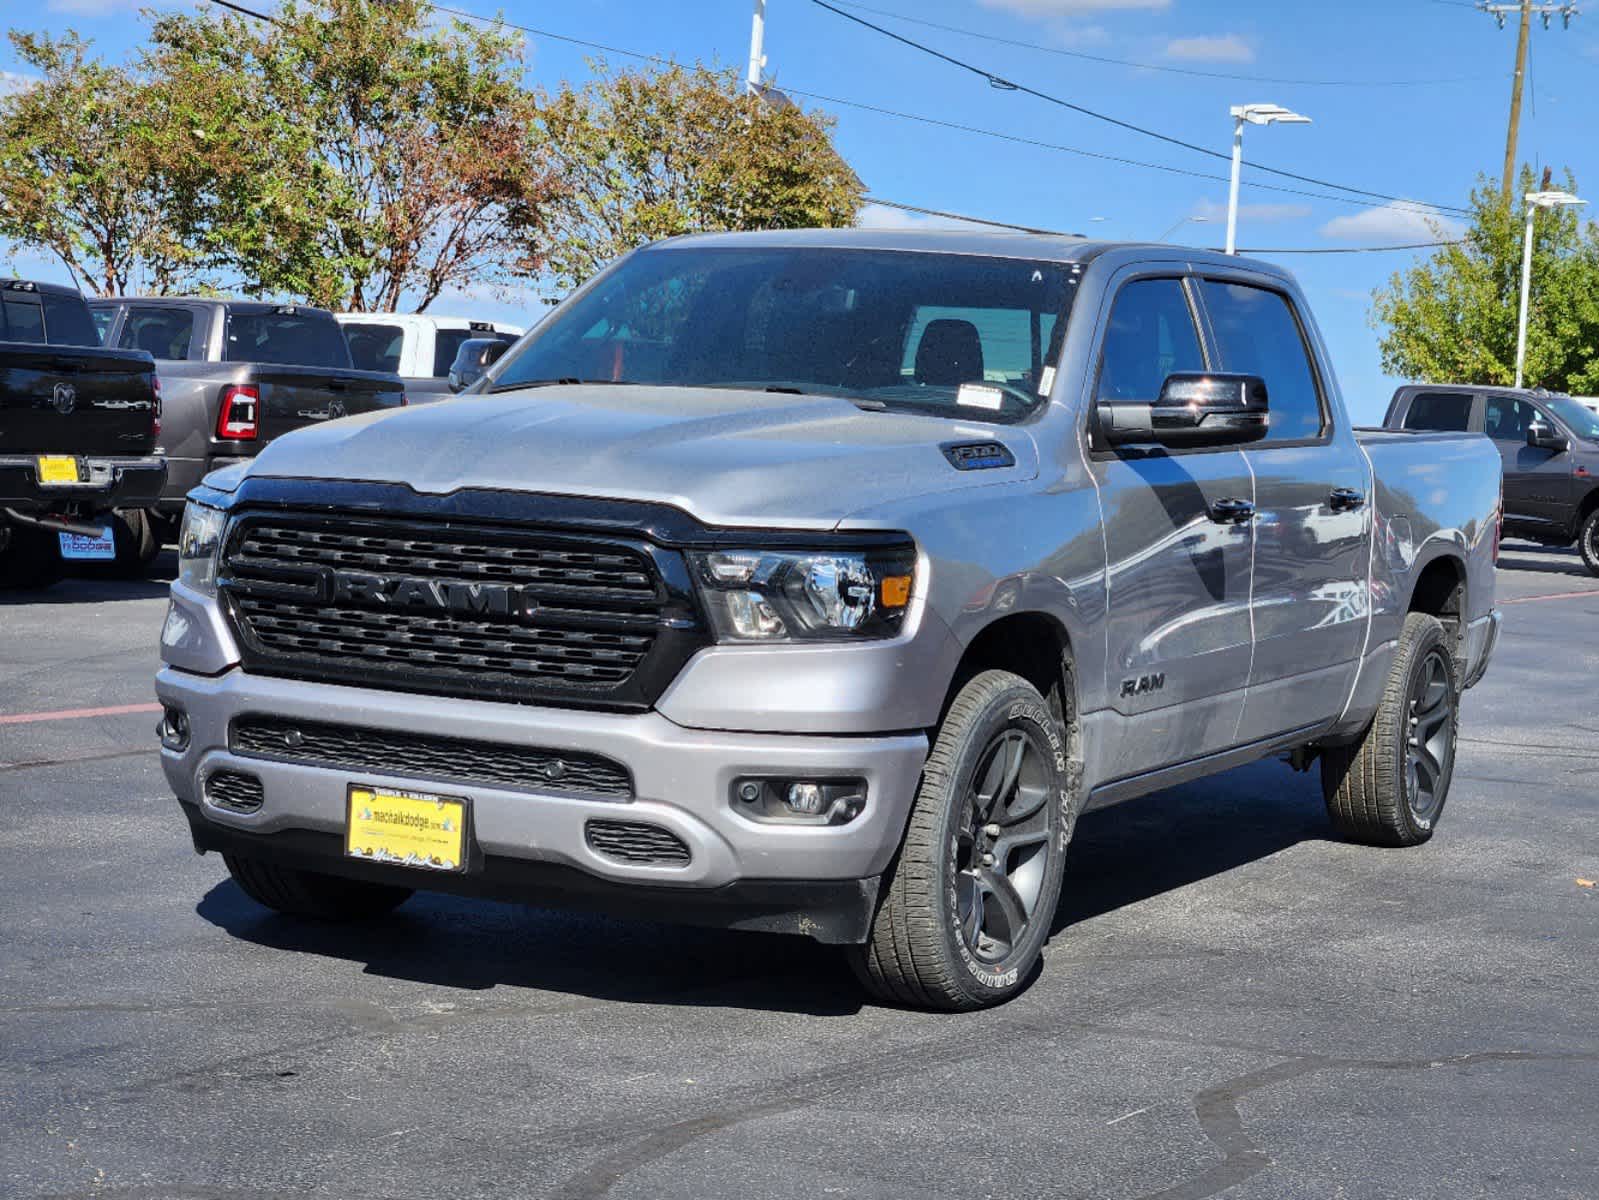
487,377,635,394
759,384,887,411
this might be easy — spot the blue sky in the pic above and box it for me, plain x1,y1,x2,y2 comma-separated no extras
4,0,1597,421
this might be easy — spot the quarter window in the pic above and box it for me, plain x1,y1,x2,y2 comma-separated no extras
1200,280,1326,443
1096,278,1205,404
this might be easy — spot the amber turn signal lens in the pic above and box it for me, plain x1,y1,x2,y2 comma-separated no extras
880,575,912,608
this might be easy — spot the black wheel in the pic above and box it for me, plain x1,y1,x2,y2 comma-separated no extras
223,854,412,920
1321,612,1458,847
0,522,64,590
1579,508,1599,577
851,670,1074,1010
108,508,160,576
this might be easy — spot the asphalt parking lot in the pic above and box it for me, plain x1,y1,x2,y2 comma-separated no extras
2,544,1596,1200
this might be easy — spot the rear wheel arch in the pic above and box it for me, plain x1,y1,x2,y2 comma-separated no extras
1406,551,1467,669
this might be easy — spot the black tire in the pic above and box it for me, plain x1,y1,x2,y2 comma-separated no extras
851,670,1074,1010
1578,508,1599,577
0,522,64,590
108,508,161,576
223,854,412,920
1321,612,1459,847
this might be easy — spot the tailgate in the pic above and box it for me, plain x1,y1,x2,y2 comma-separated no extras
254,367,405,442
0,343,157,455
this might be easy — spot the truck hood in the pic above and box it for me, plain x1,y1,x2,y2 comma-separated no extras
237,383,1040,528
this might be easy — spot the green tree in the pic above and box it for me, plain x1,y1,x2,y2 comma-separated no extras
1373,168,1599,392
144,0,560,310
538,63,864,290
0,31,206,295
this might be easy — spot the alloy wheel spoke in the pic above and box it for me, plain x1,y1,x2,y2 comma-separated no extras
979,867,1030,943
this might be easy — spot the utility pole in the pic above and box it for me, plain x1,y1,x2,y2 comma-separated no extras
747,0,767,97
1478,2,1581,199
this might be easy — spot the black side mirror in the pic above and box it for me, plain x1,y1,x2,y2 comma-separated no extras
447,338,510,393
1098,372,1270,449
1527,419,1568,452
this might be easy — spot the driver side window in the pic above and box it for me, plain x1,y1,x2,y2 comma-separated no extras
1484,395,1537,442
1096,278,1205,403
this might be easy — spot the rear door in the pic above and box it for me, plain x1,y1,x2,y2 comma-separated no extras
1484,392,1572,536
1195,276,1370,744
1087,271,1256,778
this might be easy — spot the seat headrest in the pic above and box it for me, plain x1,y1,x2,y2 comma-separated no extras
914,319,984,387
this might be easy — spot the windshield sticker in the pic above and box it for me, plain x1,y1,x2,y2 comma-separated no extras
1038,366,1056,396
957,384,1005,411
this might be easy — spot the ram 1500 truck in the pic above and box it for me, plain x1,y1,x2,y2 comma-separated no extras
1386,383,1599,574
336,313,523,402
90,298,405,536
0,280,164,588
156,232,1502,1010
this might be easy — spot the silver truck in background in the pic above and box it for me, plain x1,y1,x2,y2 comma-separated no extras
90,298,406,542
156,231,1502,1010
336,312,522,403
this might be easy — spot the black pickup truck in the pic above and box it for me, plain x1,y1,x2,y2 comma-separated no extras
0,280,164,588
1385,383,1599,574
90,299,405,531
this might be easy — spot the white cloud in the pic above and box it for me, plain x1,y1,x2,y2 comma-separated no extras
979,0,1170,14
1193,198,1311,223
0,70,41,97
1163,34,1255,63
1320,202,1465,243
855,203,992,232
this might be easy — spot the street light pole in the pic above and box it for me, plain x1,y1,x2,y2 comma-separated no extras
1225,104,1312,255
1515,188,1587,388
747,0,767,97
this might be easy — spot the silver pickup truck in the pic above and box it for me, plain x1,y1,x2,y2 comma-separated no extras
155,231,1502,1010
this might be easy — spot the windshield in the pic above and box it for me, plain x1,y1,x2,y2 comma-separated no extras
489,245,1076,421
1545,396,1599,441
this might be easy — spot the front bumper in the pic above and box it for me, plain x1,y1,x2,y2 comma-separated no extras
156,666,928,941
0,454,166,513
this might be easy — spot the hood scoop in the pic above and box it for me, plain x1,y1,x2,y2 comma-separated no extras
942,440,1017,471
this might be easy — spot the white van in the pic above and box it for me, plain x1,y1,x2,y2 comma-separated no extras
336,313,523,400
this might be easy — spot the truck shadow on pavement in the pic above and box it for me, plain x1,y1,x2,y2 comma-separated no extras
195,758,1334,1014
0,551,177,605
1496,544,1595,579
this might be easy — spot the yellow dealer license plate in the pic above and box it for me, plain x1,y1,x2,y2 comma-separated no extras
36,455,80,485
345,786,467,873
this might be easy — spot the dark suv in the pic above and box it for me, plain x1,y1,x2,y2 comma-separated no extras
1385,384,1599,574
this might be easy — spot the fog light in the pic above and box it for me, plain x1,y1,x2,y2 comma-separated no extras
785,782,825,815
731,777,867,825
158,705,190,751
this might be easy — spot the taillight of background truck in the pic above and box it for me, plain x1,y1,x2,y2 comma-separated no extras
1493,481,1503,566
217,384,261,440
151,374,162,440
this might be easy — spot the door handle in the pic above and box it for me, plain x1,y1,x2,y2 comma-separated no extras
1209,497,1255,525
1329,487,1366,512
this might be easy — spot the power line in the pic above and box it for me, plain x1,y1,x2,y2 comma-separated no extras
831,1,1501,87
807,0,1472,217
785,86,1464,217
205,0,278,22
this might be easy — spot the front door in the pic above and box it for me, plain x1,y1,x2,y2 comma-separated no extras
1486,392,1572,538
1087,274,1255,780
1192,277,1370,742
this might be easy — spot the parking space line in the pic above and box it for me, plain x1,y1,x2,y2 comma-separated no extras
0,703,162,726
1501,589,1599,605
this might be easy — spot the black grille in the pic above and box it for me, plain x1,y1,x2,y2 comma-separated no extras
206,770,264,814
220,513,704,710
585,819,691,867
231,715,633,800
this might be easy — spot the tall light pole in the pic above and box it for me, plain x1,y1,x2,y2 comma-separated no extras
747,0,767,97
1226,104,1311,255
1515,188,1587,388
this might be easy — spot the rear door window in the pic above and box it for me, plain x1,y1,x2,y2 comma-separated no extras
1402,391,1474,432
118,307,195,360
1199,280,1327,443
42,293,101,346
225,309,351,368
344,323,404,373
433,329,474,377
